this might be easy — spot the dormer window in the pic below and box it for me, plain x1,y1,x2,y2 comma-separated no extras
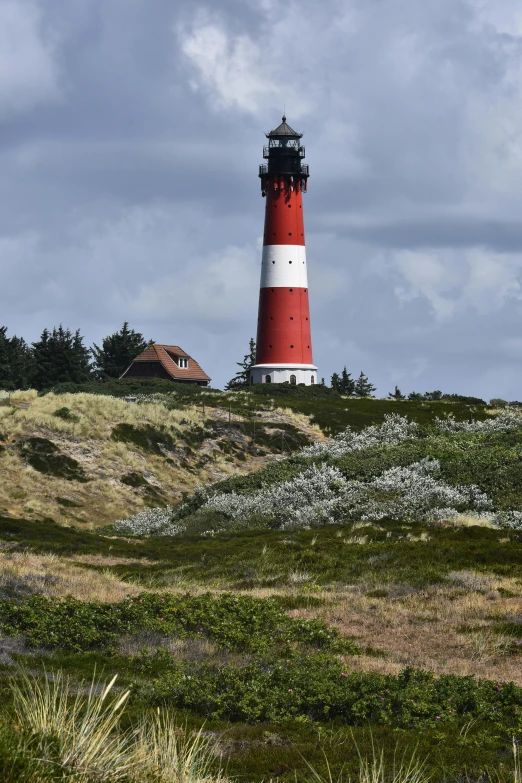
178,357,188,369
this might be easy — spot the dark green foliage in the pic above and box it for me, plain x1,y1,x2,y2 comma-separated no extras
111,423,176,455
53,406,79,422
354,370,376,398
247,395,486,435
225,337,256,390
120,472,165,505
32,326,92,390
91,321,151,380
248,383,340,399
55,497,82,508
388,386,405,400
442,393,488,404
331,368,355,395
0,327,35,390
18,438,88,482
0,593,354,656
43,377,217,397
423,390,443,400
141,657,522,728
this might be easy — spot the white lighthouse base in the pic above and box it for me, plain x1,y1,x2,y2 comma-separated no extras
250,364,318,386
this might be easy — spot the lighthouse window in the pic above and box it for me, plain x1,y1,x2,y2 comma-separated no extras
265,375,271,384
272,260,275,264
311,376,315,385
290,345,294,348
288,232,292,236
289,288,293,292
290,317,293,320
290,375,297,385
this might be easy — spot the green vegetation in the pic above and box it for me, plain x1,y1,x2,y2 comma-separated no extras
2,395,522,780
18,437,88,482
111,423,177,455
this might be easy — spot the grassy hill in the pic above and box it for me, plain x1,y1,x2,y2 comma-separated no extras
1,383,522,781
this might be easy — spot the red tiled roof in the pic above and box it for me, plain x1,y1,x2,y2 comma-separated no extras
121,344,211,382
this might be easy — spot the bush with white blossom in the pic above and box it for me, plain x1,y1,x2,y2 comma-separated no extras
114,506,185,536
113,409,522,535
203,458,492,529
301,413,419,458
434,408,521,433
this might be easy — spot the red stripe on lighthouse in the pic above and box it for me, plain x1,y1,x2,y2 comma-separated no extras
256,287,312,364
262,187,305,246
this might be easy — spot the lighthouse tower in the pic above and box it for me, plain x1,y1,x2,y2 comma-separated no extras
250,117,317,386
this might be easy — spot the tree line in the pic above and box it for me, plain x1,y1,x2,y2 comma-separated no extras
227,340,486,403
0,323,150,390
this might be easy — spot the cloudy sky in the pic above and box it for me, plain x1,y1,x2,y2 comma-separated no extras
2,0,522,398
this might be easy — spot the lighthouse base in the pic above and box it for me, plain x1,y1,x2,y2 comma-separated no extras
250,364,318,386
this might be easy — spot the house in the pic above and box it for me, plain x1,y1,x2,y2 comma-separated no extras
120,344,211,386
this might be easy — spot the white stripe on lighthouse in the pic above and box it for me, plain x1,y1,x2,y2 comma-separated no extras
260,245,308,288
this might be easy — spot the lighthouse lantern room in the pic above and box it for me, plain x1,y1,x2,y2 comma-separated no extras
250,117,318,386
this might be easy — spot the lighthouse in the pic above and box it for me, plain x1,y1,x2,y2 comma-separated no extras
250,117,317,386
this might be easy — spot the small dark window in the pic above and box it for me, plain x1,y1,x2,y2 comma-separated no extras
288,232,292,236
288,204,291,208
311,376,315,385
290,374,297,385
289,288,293,292
272,260,275,264
290,344,294,348
265,375,271,384
289,260,292,264
290,317,293,320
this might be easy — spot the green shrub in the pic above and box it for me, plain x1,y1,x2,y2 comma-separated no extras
140,656,522,728
53,406,79,422
18,437,88,482
0,593,356,656
111,424,176,455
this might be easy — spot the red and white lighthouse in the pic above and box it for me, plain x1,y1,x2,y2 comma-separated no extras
250,117,317,386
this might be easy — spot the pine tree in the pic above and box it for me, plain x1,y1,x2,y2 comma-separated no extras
408,391,423,401
91,322,150,380
423,390,443,401
0,327,35,389
354,370,376,398
330,372,341,392
339,367,355,396
388,385,405,400
32,325,92,390
225,338,256,390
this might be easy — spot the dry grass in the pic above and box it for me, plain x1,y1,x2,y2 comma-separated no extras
7,669,227,783
0,551,145,601
0,391,318,528
281,575,522,684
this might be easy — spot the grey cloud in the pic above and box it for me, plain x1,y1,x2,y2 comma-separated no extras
2,0,522,397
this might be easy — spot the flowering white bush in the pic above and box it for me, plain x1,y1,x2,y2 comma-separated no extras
494,510,522,530
113,410,522,536
435,408,522,433
203,458,492,529
204,464,345,528
114,506,185,536
301,414,419,458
